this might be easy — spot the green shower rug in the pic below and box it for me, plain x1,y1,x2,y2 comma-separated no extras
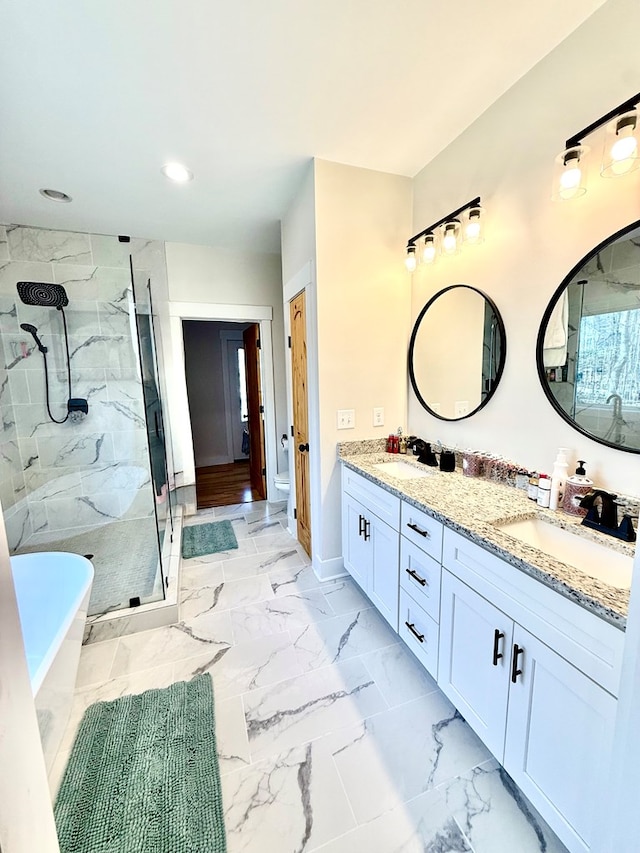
54,674,227,853
181,520,238,559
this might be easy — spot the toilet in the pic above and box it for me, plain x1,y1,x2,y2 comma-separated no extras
274,470,290,495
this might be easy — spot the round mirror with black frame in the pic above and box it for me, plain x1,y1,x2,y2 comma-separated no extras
408,284,507,421
537,219,640,453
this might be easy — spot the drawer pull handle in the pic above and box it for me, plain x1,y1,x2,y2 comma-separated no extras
492,629,504,666
363,519,371,541
405,621,425,643
407,522,430,538
511,644,524,683
405,568,427,587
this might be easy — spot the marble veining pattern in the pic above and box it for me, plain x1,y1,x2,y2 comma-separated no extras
52,501,570,853
339,444,632,626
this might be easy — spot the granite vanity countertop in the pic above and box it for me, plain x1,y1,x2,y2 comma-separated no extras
339,447,635,629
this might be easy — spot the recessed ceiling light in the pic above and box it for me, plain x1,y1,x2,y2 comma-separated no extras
39,188,72,203
161,162,194,183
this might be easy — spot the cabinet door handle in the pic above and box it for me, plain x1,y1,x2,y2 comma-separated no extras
363,519,371,541
358,514,365,537
407,522,430,538
492,629,504,666
405,568,428,587
405,621,425,643
511,644,524,683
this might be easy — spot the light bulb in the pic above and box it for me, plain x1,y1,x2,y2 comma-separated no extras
442,223,458,254
601,112,639,178
464,207,482,244
405,245,417,272
552,146,587,201
422,234,437,264
161,162,194,183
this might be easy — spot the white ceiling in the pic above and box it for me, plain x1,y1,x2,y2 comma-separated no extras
0,0,605,253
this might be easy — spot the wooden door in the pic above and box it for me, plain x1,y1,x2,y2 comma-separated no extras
504,625,617,853
438,569,513,760
290,292,311,556
243,324,266,500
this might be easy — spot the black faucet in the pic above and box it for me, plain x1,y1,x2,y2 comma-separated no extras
579,490,637,543
406,438,438,466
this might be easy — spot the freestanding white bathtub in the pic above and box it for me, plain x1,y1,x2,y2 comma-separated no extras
10,552,94,773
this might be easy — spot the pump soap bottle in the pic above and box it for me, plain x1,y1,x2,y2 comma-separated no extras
549,447,569,511
562,461,594,517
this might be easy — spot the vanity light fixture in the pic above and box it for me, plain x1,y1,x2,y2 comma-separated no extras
553,92,640,200
404,197,481,272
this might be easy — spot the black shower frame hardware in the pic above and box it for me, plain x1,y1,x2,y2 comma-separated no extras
406,196,481,250
564,92,640,149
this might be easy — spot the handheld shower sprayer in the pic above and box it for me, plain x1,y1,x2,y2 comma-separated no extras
20,323,48,354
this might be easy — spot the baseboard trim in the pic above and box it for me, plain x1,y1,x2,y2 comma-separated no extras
312,553,347,582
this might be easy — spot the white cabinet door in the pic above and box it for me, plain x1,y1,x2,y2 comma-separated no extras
438,569,513,760
369,514,399,630
342,492,370,592
504,625,617,853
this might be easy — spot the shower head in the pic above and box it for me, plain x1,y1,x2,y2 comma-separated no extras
20,322,47,353
17,281,69,308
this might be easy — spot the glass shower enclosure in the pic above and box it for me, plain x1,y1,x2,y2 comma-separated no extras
0,225,173,617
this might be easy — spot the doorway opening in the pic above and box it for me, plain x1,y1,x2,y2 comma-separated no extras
182,320,267,509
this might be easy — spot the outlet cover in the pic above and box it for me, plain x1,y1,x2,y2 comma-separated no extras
337,409,355,429
455,401,469,417
373,407,384,427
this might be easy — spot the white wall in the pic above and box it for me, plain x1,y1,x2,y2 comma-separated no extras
165,244,288,480
0,506,60,852
409,0,640,494
281,159,412,570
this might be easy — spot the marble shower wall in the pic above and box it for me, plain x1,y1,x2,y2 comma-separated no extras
0,224,169,551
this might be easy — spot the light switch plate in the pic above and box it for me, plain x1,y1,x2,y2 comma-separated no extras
373,407,384,427
337,409,355,429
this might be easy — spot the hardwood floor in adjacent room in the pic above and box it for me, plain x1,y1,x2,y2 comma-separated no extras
195,461,261,509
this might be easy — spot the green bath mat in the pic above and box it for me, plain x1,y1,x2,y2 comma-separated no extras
54,675,227,853
181,520,238,559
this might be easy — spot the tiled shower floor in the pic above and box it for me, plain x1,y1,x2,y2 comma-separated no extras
53,501,570,853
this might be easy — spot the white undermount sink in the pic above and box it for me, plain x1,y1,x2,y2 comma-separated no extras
373,460,433,480
494,516,633,589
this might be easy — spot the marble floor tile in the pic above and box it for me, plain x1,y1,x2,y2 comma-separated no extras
75,638,119,688
360,642,439,709
213,503,253,519
172,631,303,701
222,741,356,853
291,607,399,671
222,547,307,582
269,563,321,597
323,693,492,824
318,576,372,615
440,759,570,853
109,614,233,678
230,589,334,643
213,695,251,776
180,560,225,591
243,657,387,761
252,529,301,553
180,575,274,619
243,502,288,525
313,790,473,853
234,515,286,540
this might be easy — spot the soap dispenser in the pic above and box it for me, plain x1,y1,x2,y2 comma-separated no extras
562,461,594,517
549,447,569,511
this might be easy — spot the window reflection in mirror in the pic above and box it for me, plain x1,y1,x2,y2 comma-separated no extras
539,222,640,452
409,285,506,421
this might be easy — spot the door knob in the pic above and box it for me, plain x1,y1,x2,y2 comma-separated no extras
298,443,309,452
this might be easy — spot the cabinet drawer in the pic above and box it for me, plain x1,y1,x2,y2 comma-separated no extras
401,501,443,561
400,538,441,623
399,588,439,679
342,466,400,529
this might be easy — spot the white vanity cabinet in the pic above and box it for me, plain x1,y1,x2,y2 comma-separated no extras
341,467,400,630
439,528,624,853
